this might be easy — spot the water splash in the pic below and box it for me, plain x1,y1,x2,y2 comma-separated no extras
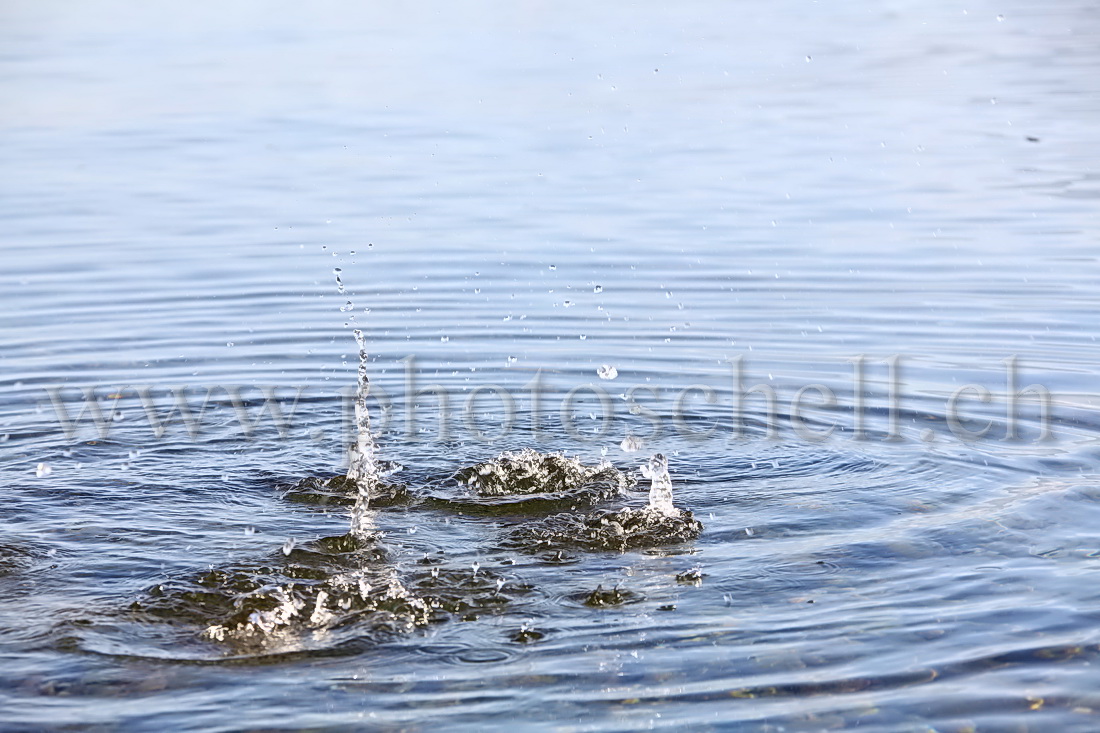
641,453,676,516
458,448,632,497
346,329,380,534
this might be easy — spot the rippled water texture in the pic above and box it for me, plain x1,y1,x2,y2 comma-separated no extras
4,1,1100,730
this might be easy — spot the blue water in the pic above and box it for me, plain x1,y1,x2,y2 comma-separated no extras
3,1,1100,730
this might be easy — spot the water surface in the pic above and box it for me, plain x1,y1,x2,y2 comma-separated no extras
3,1,1100,730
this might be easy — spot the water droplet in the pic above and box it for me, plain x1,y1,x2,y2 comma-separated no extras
471,562,480,577
244,526,256,536
593,284,603,293
282,537,297,556
35,462,52,477
440,336,449,342
563,300,574,308
620,435,644,453
597,365,618,380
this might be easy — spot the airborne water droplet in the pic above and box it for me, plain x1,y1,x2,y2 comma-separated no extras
597,365,618,380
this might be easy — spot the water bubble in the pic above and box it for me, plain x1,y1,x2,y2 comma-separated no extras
282,537,297,556
597,365,618,380
620,435,644,453
35,462,52,478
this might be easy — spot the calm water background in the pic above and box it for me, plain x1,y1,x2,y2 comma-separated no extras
3,1,1100,730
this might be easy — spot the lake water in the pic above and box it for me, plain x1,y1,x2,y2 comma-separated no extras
3,1,1100,730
